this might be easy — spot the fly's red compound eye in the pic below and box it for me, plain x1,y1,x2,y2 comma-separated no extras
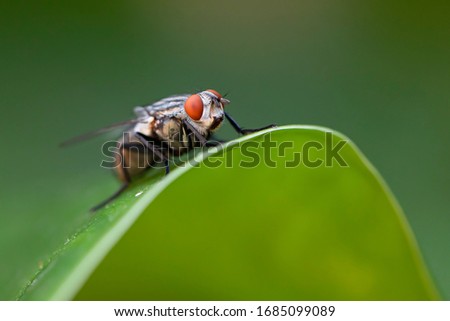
184,94,204,120
206,89,222,100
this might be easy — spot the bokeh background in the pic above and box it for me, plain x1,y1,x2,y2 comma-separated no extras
0,1,448,299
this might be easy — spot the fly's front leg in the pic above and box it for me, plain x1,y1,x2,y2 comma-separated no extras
182,120,208,146
183,120,226,147
135,133,170,175
225,112,276,135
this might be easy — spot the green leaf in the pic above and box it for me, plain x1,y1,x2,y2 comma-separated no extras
17,126,439,300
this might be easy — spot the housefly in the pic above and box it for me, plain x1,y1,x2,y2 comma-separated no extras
62,89,275,211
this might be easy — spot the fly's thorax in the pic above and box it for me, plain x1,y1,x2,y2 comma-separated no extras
133,116,155,137
133,115,185,147
154,116,187,150
156,117,181,140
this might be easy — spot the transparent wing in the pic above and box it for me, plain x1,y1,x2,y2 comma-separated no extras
59,119,139,147
61,94,190,147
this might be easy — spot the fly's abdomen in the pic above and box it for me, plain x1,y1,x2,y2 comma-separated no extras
115,118,192,181
114,134,155,182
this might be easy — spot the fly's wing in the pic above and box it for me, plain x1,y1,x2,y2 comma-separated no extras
59,119,139,147
134,106,150,118
62,94,190,147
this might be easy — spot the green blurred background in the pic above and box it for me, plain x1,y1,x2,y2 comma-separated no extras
0,1,448,300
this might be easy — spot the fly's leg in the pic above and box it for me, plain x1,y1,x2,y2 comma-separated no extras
164,159,170,175
182,121,194,149
135,133,171,175
225,112,276,135
90,183,129,212
182,120,208,145
182,120,224,148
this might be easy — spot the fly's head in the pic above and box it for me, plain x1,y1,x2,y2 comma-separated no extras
183,89,229,134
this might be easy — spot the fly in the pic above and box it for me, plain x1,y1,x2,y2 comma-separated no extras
63,89,275,211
